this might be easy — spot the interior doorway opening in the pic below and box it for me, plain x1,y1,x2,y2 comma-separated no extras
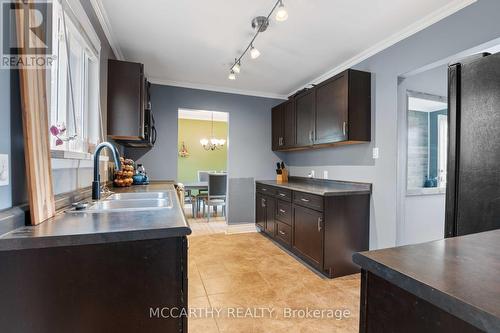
177,108,229,233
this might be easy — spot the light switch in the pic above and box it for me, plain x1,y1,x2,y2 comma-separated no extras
0,154,9,186
372,148,379,159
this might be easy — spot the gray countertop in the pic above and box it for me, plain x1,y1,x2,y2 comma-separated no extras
0,183,191,252
353,230,500,332
256,177,371,196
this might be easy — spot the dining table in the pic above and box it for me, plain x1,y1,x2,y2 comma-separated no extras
182,181,208,218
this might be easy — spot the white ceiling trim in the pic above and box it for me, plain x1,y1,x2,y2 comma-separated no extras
288,0,477,96
148,77,288,100
90,0,124,60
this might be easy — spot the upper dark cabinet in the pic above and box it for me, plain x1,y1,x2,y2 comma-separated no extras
108,59,155,147
272,99,296,150
295,90,315,147
272,68,371,151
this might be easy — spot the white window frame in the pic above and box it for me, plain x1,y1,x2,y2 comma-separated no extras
48,0,102,159
437,114,448,188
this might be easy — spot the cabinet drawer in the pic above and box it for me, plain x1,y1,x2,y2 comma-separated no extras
275,188,292,202
256,184,276,196
276,221,291,246
293,191,324,211
276,201,292,225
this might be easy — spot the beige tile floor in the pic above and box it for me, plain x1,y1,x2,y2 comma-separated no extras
187,230,361,333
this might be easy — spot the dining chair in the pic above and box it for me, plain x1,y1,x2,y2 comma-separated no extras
202,173,227,222
196,170,215,216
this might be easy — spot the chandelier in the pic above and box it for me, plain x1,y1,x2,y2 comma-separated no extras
200,112,226,151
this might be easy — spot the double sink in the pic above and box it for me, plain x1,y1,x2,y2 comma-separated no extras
72,192,173,213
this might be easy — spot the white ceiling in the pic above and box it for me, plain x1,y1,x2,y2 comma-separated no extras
178,109,228,122
94,0,475,98
409,97,447,112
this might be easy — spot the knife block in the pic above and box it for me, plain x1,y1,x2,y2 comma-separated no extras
277,169,289,183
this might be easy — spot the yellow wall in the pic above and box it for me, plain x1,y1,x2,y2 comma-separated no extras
177,118,228,183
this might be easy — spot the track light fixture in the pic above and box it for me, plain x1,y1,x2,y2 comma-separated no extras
228,0,288,80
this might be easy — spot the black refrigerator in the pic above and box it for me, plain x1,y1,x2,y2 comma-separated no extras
445,52,500,237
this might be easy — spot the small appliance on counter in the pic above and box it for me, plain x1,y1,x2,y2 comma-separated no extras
133,163,150,185
276,161,288,183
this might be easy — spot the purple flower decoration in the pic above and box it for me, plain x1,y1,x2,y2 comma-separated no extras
50,125,60,136
55,138,63,146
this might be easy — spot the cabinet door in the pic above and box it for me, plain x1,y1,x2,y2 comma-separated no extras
295,90,315,147
315,73,348,144
265,196,276,236
272,104,284,151
255,193,266,230
283,100,296,148
293,206,323,268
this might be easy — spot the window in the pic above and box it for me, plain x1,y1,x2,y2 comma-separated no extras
48,0,101,154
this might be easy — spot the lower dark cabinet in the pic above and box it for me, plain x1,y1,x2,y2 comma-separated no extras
256,193,276,237
255,181,370,278
293,205,323,269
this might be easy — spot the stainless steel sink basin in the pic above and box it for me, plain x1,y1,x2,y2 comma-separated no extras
72,198,172,213
106,192,169,200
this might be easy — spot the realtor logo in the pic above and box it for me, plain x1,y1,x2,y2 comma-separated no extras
1,0,54,68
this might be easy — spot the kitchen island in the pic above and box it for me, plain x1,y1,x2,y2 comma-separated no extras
353,229,500,333
0,183,191,333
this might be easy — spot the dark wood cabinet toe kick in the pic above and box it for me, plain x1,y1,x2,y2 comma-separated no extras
255,179,371,278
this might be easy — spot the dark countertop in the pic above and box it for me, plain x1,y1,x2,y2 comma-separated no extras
353,230,500,332
0,183,191,252
256,177,371,196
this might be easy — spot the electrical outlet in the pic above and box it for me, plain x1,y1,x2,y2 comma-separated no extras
0,154,9,186
372,147,379,159
323,170,328,179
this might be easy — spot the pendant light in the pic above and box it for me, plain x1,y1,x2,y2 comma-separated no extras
200,112,226,151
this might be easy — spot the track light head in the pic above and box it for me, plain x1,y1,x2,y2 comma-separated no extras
250,45,260,59
276,0,288,21
228,70,236,80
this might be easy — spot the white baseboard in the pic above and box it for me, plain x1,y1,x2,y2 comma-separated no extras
225,223,258,235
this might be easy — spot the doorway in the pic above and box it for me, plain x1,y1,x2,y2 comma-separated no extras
177,109,229,234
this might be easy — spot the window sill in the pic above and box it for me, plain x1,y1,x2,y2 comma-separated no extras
51,150,109,170
407,187,446,196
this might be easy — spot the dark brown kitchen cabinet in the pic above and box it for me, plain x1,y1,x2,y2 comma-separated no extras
293,205,324,269
271,68,371,151
295,89,315,147
255,179,371,278
108,59,155,147
256,193,266,230
315,73,348,144
272,100,296,150
255,192,276,237
272,104,284,150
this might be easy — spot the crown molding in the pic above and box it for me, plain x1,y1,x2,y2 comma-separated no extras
148,77,288,100
90,0,124,60
287,0,477,96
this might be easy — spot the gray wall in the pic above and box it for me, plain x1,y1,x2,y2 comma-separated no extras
126,85,283,224
286,0,500,249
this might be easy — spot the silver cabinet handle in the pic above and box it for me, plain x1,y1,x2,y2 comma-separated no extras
262,188,267,191
279,193,286,197
317,217,323,232
343,121,347,136
279,230,286,236
261,199,266,207
309,130,313,143
301,198,310,202
279,209,286,213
